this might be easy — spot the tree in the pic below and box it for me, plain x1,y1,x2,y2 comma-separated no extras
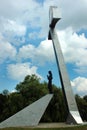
41,85,67,122
16,74,48,107
1,74,87,123
83,95,87,102
0,94,8,122
16,75,40,92
2,89,9,96
75,94,87,121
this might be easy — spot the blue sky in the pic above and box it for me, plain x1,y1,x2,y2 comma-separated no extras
0,0,87,97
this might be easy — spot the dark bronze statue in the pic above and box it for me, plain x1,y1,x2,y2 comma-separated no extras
47,71,53,93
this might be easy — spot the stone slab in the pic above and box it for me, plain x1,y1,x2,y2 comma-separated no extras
0,94,53,128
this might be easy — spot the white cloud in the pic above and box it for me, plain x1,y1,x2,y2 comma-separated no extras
18,39,55,65
24,0,87,37
71,77,87,96
3,19,26,36
0,33,17,63
0,0,87,40
18,27,87,69
56,0,87,31
0,18,26,46
7,62,41,81
0,0,39,19
16,27,87,74
0,0,87,98
58,27,87,72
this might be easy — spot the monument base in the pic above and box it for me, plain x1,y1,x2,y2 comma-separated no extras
0,94,53,128
66,111,83,124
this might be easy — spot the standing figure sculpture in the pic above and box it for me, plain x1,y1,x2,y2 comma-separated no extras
47,71,53,94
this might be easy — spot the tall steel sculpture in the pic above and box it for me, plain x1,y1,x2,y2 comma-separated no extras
48,6,83,124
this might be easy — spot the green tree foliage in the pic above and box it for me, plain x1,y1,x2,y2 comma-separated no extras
41,85,67,122
0,94,7,121
0,74,87,123
75,95,87,121
16,75,48,106
83,95,87,102
2,89,9,96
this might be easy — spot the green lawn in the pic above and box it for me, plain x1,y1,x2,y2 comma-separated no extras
0,125,87,130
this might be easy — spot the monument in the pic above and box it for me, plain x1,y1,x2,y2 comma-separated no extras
48,6,83,124
0,6,83,128
47,70,53,93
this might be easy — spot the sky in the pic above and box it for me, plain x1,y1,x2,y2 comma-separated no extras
0,0,87,97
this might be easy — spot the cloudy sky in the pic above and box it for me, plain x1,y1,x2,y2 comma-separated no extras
0,0,87,96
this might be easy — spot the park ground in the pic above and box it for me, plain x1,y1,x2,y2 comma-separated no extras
0,123,87,130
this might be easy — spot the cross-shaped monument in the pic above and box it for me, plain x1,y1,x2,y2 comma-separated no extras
48,6,83,124
0,6,83,128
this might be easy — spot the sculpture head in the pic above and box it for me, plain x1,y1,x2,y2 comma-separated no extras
48,70,52,75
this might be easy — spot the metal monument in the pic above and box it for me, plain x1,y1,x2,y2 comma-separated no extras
48,6,83,124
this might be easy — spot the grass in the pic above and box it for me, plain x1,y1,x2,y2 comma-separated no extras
0,125,87,130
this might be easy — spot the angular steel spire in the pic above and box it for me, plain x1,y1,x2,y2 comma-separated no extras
48,6,83,124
